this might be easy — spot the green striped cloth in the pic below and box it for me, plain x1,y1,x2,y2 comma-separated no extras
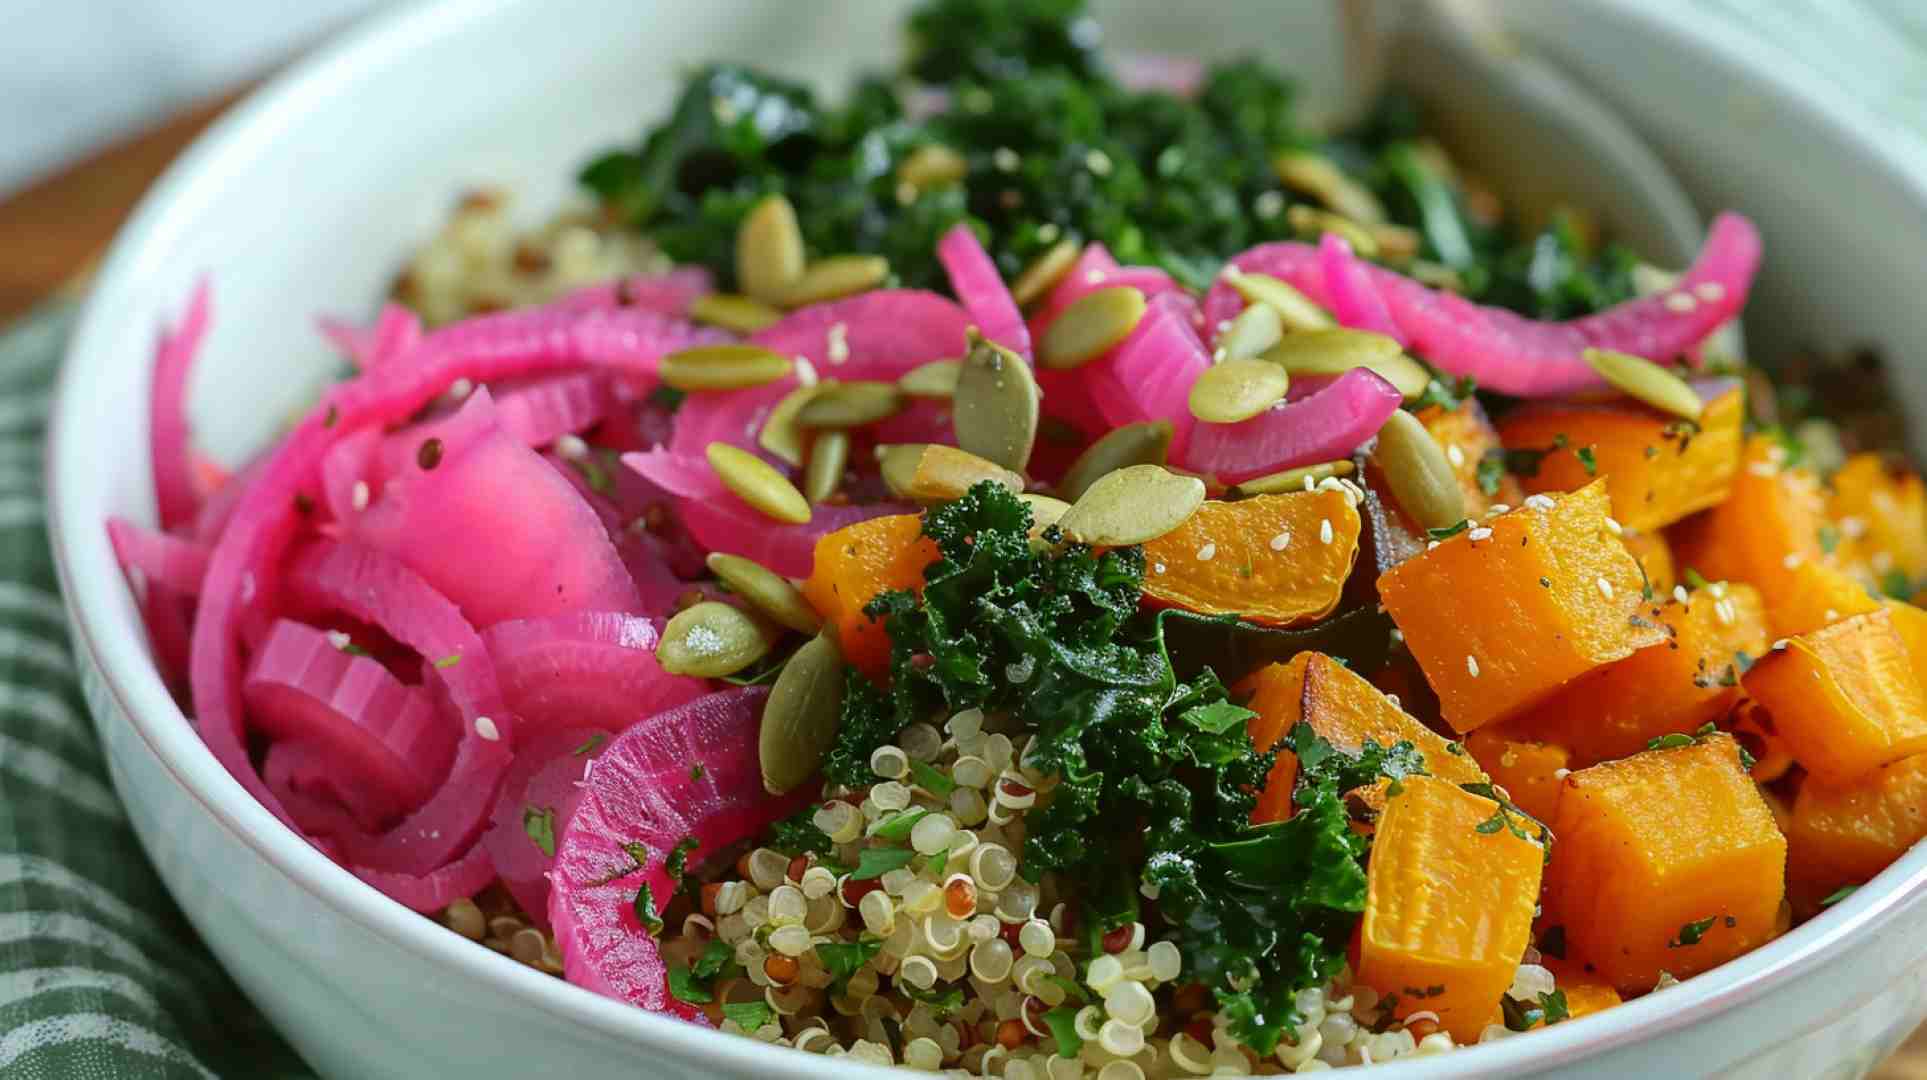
0,301,311,1078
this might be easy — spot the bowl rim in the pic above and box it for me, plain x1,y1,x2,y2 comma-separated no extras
44,0,1927,1076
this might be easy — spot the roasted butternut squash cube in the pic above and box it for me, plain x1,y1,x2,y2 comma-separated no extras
1741,608,1927,785
1509,583,1769,767
1241,651,1485,823
1786,754,1927,895
1886,598,1927,689
1357,775,1544,1041
1831,453,1927,585
1495,379,1743,531
1542,958,1623,1021
1670,434,1829,602
1766,560,1880,640
1621,526,1676,596
1417,398,1522,519
802,514,938,676
1377,481,1667,733
1464,730,1568,825
1545,734,1785,992
1141,491,1359,627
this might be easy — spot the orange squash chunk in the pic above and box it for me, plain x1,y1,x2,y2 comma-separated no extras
1741,608,1927,785
1242,652,1486,823
1140,491,1359,627
1509,583,1769,767
1542,958,1623,1020
801,514,938,676
1670,434,1829,602
1417,398,1521,518
1885,598,1927,687
1831,453,1927,584
1621,526,1676,596
1785,754,1927,894
1544,734,1785,992
1357,775,1544,1041
1495,380,1743,531
1464,730,1567,825
1766,560,1880,640
1377,480,1667,734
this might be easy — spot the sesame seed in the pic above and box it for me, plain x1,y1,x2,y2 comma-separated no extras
1084,149,1113,176
1255,191,1285,219
1718,599,1738,626
1086,270,1108,285
556,434,589,460
1215,320,1233,334
1303,475,1316,492
351,481,370,511
1772,638,1790,651
1269,531,1291,551
1663,291,1698,313
1842,516,1869,540
1673,585,1690,605
1524,494,1555,511
1196,543,1217,561
1211,347,1227,363
1446,444,1465,468
1468,527,1493,542
826,322,850,365
1782,553,1803,570
1487,504,1511,516
1604,516,1623,536
1319,519,1333,545
1747,462,1778,477
1426,540,1440,551
448,378,474,400
325,630,352,651
1694,282,1727,302
795,356,820,387
1153,562,1167,575
1596,576,1615,600
993,147,1020,172
1824,608,1840,622
475,716,500,741
1466,655,1481,678
1553,768,1571,781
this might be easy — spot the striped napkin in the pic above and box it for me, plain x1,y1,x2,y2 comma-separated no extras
0,300,311,1078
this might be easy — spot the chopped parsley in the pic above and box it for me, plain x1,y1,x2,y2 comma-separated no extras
815,937,883,991
1670,916,1718,948
432,653,462,669
1043,1007,1084,1058
909,758,957,796
850,847,917,880
665,836,701,882
1502,989,1570,1031
571,734,606,756
765,808,833,856
633,883,663,936
1575,445,1598,476
522,806,557,858
721,1001,775,1031
1821,884,1860,907
1427,518,1472,541
667,939,735,1004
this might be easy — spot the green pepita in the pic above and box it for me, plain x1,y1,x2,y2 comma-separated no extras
878,443,1023,502
1273,150,1387,225
760,633,845,795
660,344,794,392
657,601,777,679
795,381,905,429
1231,459,1355,496
1188,359,1290,424
896,144,968,191
706,443,812,525
877,444,926,499
780,255,891,307
1583,347,1705,422
736,195,805,304
1288,205,1380,258
953,331,1040,472
1261,329,1430,401
1038,286,1145,370
706,553,821,635
1216,302,1284,362
689,293,783,334
802,429,849,503
1010,240,1082,307
1056,464,1206,547
1057,421,1173,504
1224,269,1334,332
1372,409,1467,531
758,383,828,467
898,358,963,399
1017,493,1072,538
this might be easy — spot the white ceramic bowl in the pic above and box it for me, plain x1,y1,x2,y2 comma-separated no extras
46,1,1927,1077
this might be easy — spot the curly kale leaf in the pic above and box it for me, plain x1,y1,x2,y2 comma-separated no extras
820,667,898,789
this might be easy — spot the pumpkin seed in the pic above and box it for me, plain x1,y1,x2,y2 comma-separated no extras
1216,302,1284,362
1224,269,1334,332
1288,205,1379,258
706,552,821,635
1372,409,1466,531
1370,223,1422,262
795,381,905,429
758,383,829,467
1583,347,1704,421
953,330,1040,472
689,292,783,334
878,444,1023,502
1038,286,1146,370
780,255,890,307
657,601,777,679
802,429,849,503
1056,464,1205,547
1057,421,1173,504
1188,359,1290,424
706,443,812,525
1010,240,1082,307
1273,150,1387,225
736,195,805,304
1261,329,1430,401
1231,459,1355,496
661,344,793,392
898,358,962,399
896,143,968,191
760,633,845,794
1017,493,1072,538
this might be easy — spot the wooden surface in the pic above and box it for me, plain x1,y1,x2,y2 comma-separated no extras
2,72,1925,1080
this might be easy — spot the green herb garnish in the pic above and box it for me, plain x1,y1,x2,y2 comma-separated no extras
522,806,557,857
1671,916,1718,947
634,883,663,936
722,1001,775,1031
850,847,917,880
